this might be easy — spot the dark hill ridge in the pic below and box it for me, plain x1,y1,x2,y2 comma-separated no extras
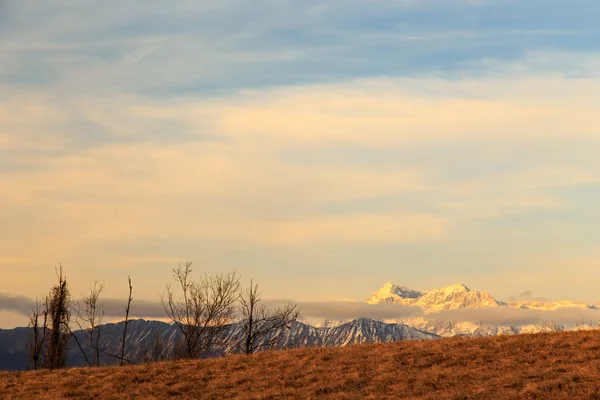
0,318,437,370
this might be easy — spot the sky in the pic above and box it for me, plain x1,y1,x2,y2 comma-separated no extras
1,0,600,328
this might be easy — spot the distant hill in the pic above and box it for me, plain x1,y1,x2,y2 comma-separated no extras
0,318,436,371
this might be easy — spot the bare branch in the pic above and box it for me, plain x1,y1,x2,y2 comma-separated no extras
63,321,91,367
238,279,300,355
161,262,240,359
75,280,105,367
120,276,133,366
27,297,48,370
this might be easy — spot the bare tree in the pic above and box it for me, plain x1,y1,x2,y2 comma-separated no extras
44,265,71,369
27,297,48,370
238,279,299,355
161,261,240,359
75,281,105,367
120,276,133,366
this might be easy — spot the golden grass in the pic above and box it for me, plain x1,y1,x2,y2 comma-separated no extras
3,330,600,399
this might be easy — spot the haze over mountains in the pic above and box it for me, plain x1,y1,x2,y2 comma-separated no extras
2,281,599,370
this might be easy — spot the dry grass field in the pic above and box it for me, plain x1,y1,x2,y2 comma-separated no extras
3,330,600,399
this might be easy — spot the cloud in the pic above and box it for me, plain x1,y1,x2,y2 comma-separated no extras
212,74,600,146
23,68,598,152
4,291,600,330
1,70,600,303
2,1,600,306
100,298,167,319
0,293,167,320
2,1,599,96
508,290,548,302
427,307,600,328
0,292,424,322
519,290,532,299
277,300,424,321
0,293,36,315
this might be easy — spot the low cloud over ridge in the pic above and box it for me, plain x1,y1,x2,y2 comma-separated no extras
3,293,600,329
267,300,424,321
427,307,600,328
0,293,167,320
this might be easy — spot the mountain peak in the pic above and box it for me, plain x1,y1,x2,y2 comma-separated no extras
416,284,499,311
439,283,470,292
366,282,423,304
366,281,500,311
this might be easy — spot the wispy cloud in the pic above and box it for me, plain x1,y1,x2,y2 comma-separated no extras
2,70,600,301
2,1,599,95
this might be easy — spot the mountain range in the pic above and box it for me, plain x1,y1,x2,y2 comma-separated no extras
1,281,597,371
367,281,598,312
361,281,599,337
366,282,502,311
0,317,437,371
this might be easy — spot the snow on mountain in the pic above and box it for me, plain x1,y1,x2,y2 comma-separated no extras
366,282,500,311
403,316,518,338
366,282,423,305
367,281,598,312
364,281,600,337
321,318,437,346
266,318,438,349
415,283,501,311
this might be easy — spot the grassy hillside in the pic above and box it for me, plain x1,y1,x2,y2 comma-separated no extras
3,330,600,399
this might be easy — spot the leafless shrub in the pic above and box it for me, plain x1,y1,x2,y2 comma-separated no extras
161,261,240,359
75,281,105,367
238,279,299,354
44,265,71,369
120,276,134,366
27,297,48,370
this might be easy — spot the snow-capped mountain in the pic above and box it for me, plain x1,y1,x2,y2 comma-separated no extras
366,282,423,304
367,282,500,311
321,318,437,346
403,317,519,338
365,281,600,337
414,283,501,311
